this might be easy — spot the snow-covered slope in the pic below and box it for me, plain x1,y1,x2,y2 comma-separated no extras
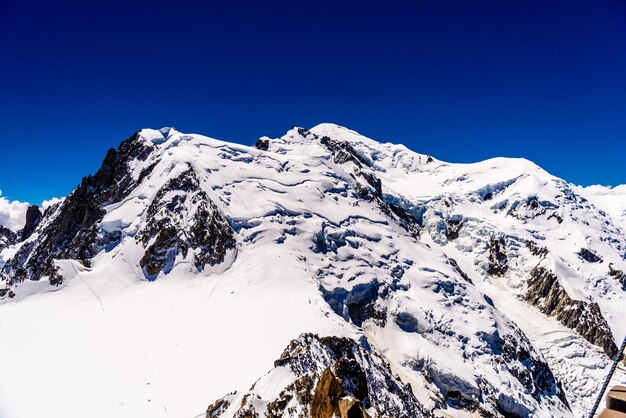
582,185,626,231
0,125,624,418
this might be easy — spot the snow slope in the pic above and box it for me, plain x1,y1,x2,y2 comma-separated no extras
0,125,624,418
582,184,626,231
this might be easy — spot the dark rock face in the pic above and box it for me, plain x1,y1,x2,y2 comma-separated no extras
526,240,548,258
319,136,369,167
495,328,568,407
446,216,463,241
0,225,18,296
253,138,269,151
20,205,42,241
0,224,17,251
286,128,419,240
206,398,230,417
525,265,618,358
448,258,472,284
380,201,421,239
546,212,563,224
508,196,548,220
609,263,626,290
137,169,236,278
577,248,603,263
487,236,508,276
311,131,419,239
2,132,155,285
207,333,426,417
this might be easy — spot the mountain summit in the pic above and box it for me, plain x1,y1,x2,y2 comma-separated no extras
0,125,624,418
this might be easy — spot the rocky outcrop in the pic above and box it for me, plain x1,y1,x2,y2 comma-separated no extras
487,236,508,276
254,138,269,151
495,327,568,407
446,216,463,241
319,135,369,167
525,265,618,358
137,169,236,278
20,205,42,241
310,360,371,418
2,131,155,285
310,130,419,239
609,263,626,290
0,224,17,251
447,257,472,284
508,196,548,220
577,248,603,263
526,240,548,258
403,316,569,417
206,334,426,417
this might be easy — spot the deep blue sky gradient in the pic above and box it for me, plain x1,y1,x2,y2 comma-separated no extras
1,0,625,203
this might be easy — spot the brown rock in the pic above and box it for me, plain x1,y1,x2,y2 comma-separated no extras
338,397,370,418
311,368,343,418
311,361,371,418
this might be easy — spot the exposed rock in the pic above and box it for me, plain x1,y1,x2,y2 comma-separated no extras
526,240,548,258
207,333,426,417
578,248,603,263
487,236,508,276
206,397,231,417
314,131,420,239
2,131,156,285
608,263,626,290
319,136,369,167
338,397,369,418
525,265,618,358
20,205,42,241
546,212,563,224
508,196,548,220
253,138,269,151
379,201,421,239
311,361,370,418
496,329,568,406
0,224,17,251
446,216,463,241
137,169,236,278
447,257,472,284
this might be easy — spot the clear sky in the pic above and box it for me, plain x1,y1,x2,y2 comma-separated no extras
1,0,625,204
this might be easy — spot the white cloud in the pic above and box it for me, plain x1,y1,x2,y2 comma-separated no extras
0,190,29,231
42,196,64,211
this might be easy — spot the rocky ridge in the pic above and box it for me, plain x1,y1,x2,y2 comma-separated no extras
0,224,17,252
206,333,428,418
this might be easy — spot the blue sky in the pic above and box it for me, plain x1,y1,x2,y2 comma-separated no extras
1,0,625,203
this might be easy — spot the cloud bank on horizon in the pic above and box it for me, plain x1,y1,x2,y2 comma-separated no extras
0,191,29,231
0,192,64,231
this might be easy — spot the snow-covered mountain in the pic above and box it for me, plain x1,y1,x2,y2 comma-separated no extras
582,185,626,232
0,125,624,418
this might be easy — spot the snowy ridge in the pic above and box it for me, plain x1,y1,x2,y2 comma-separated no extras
0,124,624,418
582,184,626,232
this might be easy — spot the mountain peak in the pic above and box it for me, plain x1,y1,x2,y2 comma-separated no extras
1,125,625,418
136,126,180,144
